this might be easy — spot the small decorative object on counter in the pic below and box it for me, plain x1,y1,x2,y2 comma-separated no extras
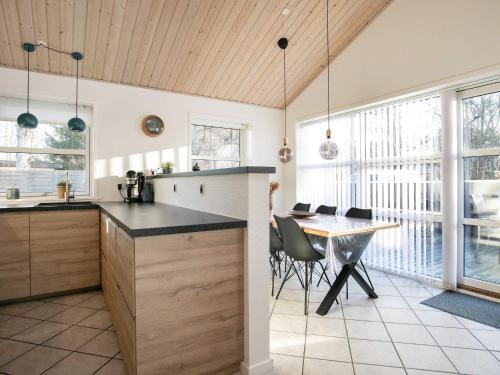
160,161,174,174
6,187,20,200
57,181,71,199
192,162,200,171
269,181,280,212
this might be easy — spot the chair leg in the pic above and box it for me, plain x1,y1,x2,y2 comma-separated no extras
359,260,374,290
271,256,276,297
276,262,294,300
346,279,349,299
291,262,305,288
304,261,309,315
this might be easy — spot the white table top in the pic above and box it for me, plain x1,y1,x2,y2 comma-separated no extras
272,211,400,238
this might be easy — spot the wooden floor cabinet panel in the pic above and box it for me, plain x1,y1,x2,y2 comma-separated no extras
101,250,136,375
0,213,30,301
30,210,100,296
111,226,135,316
135,228,244,375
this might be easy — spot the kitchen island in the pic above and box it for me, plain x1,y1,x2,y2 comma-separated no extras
98,202,247,375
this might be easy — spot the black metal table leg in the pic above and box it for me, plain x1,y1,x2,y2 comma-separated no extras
350,267,378,298
316,262,378,316
316,264,352,316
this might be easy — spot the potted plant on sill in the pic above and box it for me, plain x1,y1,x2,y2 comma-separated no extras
57,181,71,198
161,161,175,174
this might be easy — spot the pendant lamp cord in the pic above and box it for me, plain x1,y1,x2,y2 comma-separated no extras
326,0,331,137
27,51,30,113
283,16,287,145
76,59,79,118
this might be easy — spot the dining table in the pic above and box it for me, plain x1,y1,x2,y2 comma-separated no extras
271,210,400,316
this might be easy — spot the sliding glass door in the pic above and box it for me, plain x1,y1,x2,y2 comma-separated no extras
458,83,500,294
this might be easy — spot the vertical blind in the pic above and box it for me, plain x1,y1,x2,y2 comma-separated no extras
297,95,444,280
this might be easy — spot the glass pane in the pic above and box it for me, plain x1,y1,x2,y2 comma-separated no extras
191,124,240,158
464,224,500,285
214,160,239,168
464,156,500,219
0,121,85,150
462,91,500,150
0,152,86,195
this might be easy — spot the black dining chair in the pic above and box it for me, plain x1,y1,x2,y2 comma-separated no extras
269,224,284,296
315,205,337,215
344,207,375,298
274,215,331,315
293,202,311,212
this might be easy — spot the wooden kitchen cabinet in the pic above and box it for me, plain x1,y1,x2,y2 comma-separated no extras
0,213,30,301
30,209,100,295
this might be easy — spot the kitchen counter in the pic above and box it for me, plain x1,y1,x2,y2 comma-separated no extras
0,201,246,238
150,165,275,178
98,201,246,237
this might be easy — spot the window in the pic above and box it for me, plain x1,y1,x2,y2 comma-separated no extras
190,119,245,170
0,97,91,197
297,95,443,280
459,84,500,287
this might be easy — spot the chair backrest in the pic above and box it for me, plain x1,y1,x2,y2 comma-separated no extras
270,224,283,254
345,207,372,220
293,202,311,212
274,215,322,262
315,205,337,215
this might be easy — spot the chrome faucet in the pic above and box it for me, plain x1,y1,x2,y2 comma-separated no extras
64,172,75,203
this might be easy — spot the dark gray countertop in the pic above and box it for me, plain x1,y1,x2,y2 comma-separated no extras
0,201,246,237
98,201,246,237
151,166,276,179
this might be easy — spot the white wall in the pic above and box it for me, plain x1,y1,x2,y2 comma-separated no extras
0,66,284,205
284,0,500,208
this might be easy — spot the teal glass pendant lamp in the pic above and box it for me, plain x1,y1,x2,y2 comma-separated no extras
17,43,38,129
319,0,339,160
277,8,294,163
68,52,86,132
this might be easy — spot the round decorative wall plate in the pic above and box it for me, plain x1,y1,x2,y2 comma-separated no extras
141,115,164,137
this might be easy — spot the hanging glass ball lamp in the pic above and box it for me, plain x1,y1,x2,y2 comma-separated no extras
18,43,38,129
278,138,294,163
319,129,338,160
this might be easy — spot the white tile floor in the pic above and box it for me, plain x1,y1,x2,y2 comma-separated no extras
269,267,500,375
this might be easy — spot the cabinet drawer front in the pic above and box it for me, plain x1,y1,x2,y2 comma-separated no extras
0,213,29,242
0,241,30,301
111,226,135,317
30,210,100,295
102,254,136,375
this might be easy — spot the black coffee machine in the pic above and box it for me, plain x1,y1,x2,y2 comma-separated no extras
118,170,145,203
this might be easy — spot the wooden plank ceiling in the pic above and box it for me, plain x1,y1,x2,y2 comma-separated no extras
0,0,391,109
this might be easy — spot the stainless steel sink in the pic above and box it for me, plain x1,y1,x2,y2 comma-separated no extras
36,201,95,207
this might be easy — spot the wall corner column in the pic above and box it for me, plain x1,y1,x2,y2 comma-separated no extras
441,89,458,290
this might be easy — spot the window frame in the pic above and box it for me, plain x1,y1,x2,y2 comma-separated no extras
457,82,500,292
188,115,247,170
0,120,91,198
